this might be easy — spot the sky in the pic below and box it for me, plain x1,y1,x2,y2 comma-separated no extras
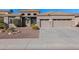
2,9,79,13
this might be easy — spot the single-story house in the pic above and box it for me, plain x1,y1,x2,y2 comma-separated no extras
0,10,79,28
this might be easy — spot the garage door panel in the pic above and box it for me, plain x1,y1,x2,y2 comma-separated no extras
54,20,74,27
40,19,51,28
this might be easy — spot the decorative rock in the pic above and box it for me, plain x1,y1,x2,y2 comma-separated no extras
0,30,2,33
8,32,12,35
9,24,16,29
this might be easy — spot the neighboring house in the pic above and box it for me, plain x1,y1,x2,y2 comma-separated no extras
0,10,79,28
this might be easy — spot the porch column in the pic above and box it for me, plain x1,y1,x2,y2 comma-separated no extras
20,17,23,27
37,18,40,27
27,20,31,27
49,18,53,28
26,17,31,27
4,16,9,24
72,18,76,27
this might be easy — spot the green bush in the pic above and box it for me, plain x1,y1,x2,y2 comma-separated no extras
0,19,4,23
4,23,9,30
7,27,16,32
13,19,22,27
31,24,39,30
0,22,5,29
0,19,5,29
0,19,9,29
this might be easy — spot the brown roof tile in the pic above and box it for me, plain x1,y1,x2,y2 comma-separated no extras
5,14,20,16
0,10,9,15
39,12,75,16
19,9,39,12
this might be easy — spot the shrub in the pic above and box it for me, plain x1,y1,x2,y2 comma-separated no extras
0,22,5,29
13,19,22,27
0,19,5,29
0,19,4,23
4,23,9,30
31,24,39,30
7,27,16,32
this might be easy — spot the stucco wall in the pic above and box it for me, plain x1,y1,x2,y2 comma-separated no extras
37,15,75,20
74,17,79,26
51,16,75,19
37,15,75,27
4,17,8,24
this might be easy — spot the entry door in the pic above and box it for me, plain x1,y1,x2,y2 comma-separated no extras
40,19,50,28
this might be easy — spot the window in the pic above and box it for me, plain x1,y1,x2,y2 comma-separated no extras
9,19,12,24
21,13,25,15
33,13,37,15
27,13,31,15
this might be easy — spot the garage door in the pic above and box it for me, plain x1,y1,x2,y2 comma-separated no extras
53,19,74,27
40,19,51,28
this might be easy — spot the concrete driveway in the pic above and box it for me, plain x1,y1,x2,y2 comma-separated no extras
0,27,79,50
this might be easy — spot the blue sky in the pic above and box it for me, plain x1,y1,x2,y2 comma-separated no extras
1,9,79,13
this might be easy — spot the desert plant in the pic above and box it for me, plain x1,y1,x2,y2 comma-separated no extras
31,24,39,30
1,29,6,32
0,19,4,23
4,23,9,30
7,27,16,32
13,19,22,27
0,19,5,29
0,22,5,29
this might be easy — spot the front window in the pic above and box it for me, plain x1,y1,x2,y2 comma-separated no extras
9,19,12,24
27,13,31,15
33,13,37,15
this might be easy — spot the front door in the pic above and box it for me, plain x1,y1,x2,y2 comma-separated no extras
31,17,37,25
22,17,26,27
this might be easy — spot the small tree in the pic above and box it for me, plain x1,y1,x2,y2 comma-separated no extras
9,9,14,13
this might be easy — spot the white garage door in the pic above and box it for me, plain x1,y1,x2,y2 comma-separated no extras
53,19,74,27
40,19,51,28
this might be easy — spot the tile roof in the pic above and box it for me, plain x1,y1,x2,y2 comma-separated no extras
0,10,9,15
5,14,20,16
0,10,79,17
39,12,75,16
19,9,39,12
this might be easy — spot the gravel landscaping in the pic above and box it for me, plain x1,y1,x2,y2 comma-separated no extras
0,27,39,39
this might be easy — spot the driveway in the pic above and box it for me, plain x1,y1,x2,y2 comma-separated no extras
0,27,79,49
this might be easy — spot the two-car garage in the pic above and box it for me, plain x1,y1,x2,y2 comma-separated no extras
40,19,74,28
37,15,75,28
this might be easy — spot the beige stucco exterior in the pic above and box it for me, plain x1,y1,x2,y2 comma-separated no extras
0,10,79,28
74,17,79,26
37,15,75,28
